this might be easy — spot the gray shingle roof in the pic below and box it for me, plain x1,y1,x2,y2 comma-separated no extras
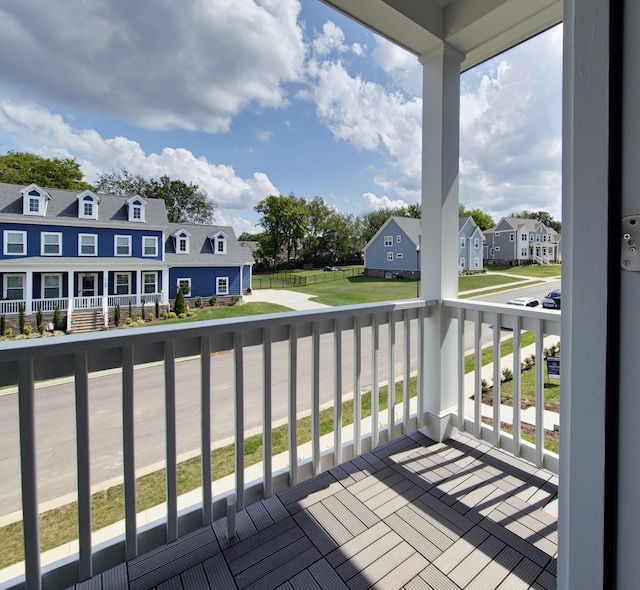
0,182,168,227
165,223,254,266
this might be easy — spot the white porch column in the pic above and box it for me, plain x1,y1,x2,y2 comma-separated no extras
25,271,33,314
161,268,170,305
136,269,142,307
418,43,463,442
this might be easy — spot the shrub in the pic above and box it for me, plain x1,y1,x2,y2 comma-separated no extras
36,307,43,330
187,310,195,317
230,295,240,304
155,300,160,318
178,312,186,319
53,304,61,331
4,327,13,339
141,304,146,321
18,303,25,334
128,301,133,319
194,296,203,308
23,325,33,336
209,295,217,307
502,367,513,382
147,313,154,322
114,304,121,326
125,317,133,325
174,289,186,315
163,311,177,319
0,315,4,337
39,323,46,335
481,379,489,394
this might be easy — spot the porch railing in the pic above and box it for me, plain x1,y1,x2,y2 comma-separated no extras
140,292,162,304
0,298,560,589
30,298,68,313
107,294,137,307
0,300,24,315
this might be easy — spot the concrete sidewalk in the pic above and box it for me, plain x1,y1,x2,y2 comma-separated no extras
246,288,329,310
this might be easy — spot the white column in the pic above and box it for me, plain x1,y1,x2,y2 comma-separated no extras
25,271,33,314
161,268,170,305
418,43,463,442
559,0,610,587
136,269,142,307
239,265,244,294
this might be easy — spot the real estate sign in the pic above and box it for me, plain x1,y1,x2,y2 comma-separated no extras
546,357,560,380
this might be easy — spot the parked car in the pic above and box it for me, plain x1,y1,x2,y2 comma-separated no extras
506,296,540,307
323,266,339,272
542,289,561,309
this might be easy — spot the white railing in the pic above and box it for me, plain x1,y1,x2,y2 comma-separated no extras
0,298,560,589
30,298,68,313
73,296,102,310
107,294,137,307
0,300,25,315
140,292,162,304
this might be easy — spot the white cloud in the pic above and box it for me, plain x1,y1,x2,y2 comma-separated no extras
0,0,305,133
371,37,422,95
362,192,408,212
255,129,273,142
0,101,277,226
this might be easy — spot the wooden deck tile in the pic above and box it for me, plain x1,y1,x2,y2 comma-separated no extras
411,493,473,537
240,545,322,590
329,465,359,487
487,509,557,557
344,541,416,590
496,557,543,589
294,508,340,555
155,576,182,590
246,499,276,531
75,576,102,589
102,563,128,590
307,501,357,546
326,521,392,568
531,568,557,590
335,531,404,582
432,526,491,575
286,569,321,590
180,564,209,588
278,472,337,506
464,545,523,590
274,583,294,590
373,552,429,590
347,466,400,498
333,489,380,528
447,535,506,588
307,559,349,589
384,512,443,562
319,495,368,537
262,495,291,523
201,554,236,590
224,516,298,562
284,480,345,514
336,460,368,482
479,516,551,567
408,564,462,590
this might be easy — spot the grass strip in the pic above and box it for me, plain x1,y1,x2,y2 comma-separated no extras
463,331,537,374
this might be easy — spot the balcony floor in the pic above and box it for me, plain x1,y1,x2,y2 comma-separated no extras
69,432,558,590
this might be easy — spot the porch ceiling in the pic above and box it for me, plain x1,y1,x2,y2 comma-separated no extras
319,0,562,71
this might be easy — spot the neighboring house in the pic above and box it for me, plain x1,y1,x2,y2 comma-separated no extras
0,182,253,329
364,215,484,278
483,217,561,265
458,216,484,271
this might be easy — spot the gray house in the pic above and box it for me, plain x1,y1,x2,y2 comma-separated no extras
483,217,561,265
458,216,484,271
364,215,484,278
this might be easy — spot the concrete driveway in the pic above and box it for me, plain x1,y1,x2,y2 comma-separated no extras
246,289,329,310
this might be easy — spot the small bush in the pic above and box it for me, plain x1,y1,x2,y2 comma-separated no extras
230,295,240,304
155,300,160,318
125,317,133,325
18,303,25,334
178,312,186,319
174,289,186,315
163,311,177,319
209,295,217,306
194,296,203,308
23,325,33,336
501,367,513,382
147,313,154,322
128,302,133,319
39,323,46,335
53,304,61,331
141,305,146,321
114,304,121,326
4,328,13,339
0,315,4,337
481,378,489,394
36,307,43,329
186,310,195,317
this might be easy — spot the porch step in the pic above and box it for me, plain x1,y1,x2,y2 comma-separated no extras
71,309,102,334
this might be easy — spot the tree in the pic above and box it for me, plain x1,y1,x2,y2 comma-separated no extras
237,232,262,241
459,204,495,231
96,168,216,224
510,210,561,233
255,194,308,266
0,151,93,190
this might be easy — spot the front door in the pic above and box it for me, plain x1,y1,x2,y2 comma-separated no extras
80,273,98,297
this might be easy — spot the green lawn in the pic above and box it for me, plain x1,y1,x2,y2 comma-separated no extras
138,302,292,326
487,264,562,278
458,273,526,291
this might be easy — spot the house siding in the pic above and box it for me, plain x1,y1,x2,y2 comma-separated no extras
169,267,242,299
365,219,420,277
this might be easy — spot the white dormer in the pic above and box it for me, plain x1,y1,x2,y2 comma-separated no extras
126,195,147,222
21,184,51,216
76,190,100,220
172,228,191,254
209,231,227,254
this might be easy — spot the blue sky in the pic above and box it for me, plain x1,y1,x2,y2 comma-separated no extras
0,1,562,235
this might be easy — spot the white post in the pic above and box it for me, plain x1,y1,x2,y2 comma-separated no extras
161,268,170,306
25,271,33,315
136,269,142,307
418,43,463,442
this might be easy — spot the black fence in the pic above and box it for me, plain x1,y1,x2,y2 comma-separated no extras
253,268,363,289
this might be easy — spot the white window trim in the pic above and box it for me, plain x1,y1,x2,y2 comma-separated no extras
460,237,466,248
114,272,131,295
474,238,480,248
495,246,501,252
78,233,98,256
4,273,24,299
41,232,62,256
143,272,157,294
384,235,393,247
177,278,192,297
41,273,62,299
396,235,401,243
215,235,226,254
127,196,147,223
509,233,514,241
474,258,480,268
114,235,132,257
386,252,394,261
396,252,403,259
3,230,27,255
177,234,189,254
216,276,229,295
22,190,47,216
460,257,465,268
142,236,158,257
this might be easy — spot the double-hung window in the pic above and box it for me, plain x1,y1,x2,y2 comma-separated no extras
4,274,24,300
460,237,466,248
384,235,393,247
216,277,229,295
386,252,394,261
177,278,191,297
143,236,158,257
42,274,62,299
114,235,131,256
115,273,131,295
41,232,62,256
4,230,26,255
143,272,157,294
79,234,97,256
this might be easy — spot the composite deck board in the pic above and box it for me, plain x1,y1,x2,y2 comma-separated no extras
71,434,557,590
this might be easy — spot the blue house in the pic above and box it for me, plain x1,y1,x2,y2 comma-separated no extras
0,182,253,331
364,215,483,278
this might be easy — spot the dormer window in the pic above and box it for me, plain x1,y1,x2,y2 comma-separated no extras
126,195,147,222
76,190,100,220
21,184,50,216
172,229,191,254
209,232,227,254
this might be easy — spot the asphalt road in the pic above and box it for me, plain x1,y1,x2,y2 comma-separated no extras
0,278,560,516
